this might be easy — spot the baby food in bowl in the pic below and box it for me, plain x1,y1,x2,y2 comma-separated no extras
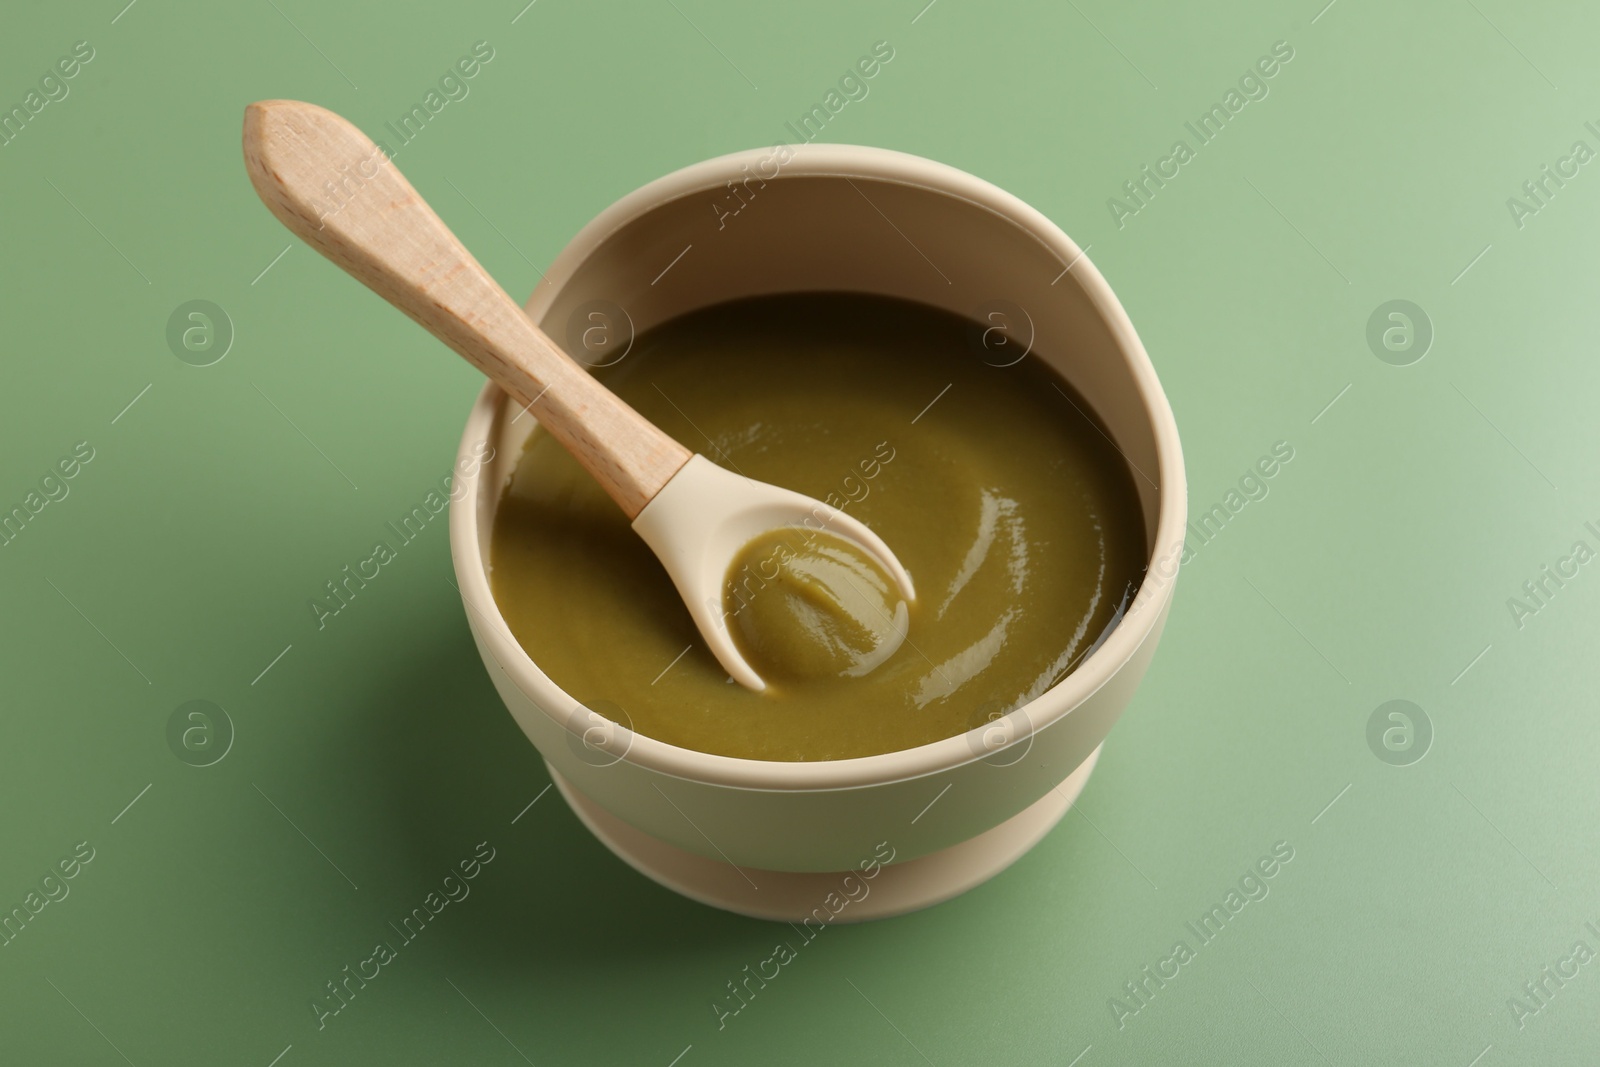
450,142,1185,919
488,292,1147,762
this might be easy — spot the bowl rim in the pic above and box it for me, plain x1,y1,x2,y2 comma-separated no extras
450,142,1186,793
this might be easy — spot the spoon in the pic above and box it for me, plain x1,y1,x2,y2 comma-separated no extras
242,100,914,692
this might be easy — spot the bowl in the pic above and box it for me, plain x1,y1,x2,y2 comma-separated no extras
449,143,1186,921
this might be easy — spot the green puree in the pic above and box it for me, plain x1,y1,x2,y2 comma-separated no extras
724,527,910,684
489,293,1147,762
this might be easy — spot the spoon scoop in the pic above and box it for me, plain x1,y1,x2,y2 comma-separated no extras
242,99,914,691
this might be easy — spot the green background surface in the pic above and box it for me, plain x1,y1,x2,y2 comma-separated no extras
2,0,1596,1063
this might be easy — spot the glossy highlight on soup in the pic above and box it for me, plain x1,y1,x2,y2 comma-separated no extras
723,526,910,686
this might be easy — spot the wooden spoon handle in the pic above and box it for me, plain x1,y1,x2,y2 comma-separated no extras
242,99,690,519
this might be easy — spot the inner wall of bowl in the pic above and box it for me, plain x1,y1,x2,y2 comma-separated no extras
473,173,1162,575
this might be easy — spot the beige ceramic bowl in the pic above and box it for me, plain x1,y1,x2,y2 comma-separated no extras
449,144,1185,921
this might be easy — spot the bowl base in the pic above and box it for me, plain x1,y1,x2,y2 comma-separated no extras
548,744,1101,923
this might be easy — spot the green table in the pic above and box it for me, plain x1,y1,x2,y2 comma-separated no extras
3,1,1596,1063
